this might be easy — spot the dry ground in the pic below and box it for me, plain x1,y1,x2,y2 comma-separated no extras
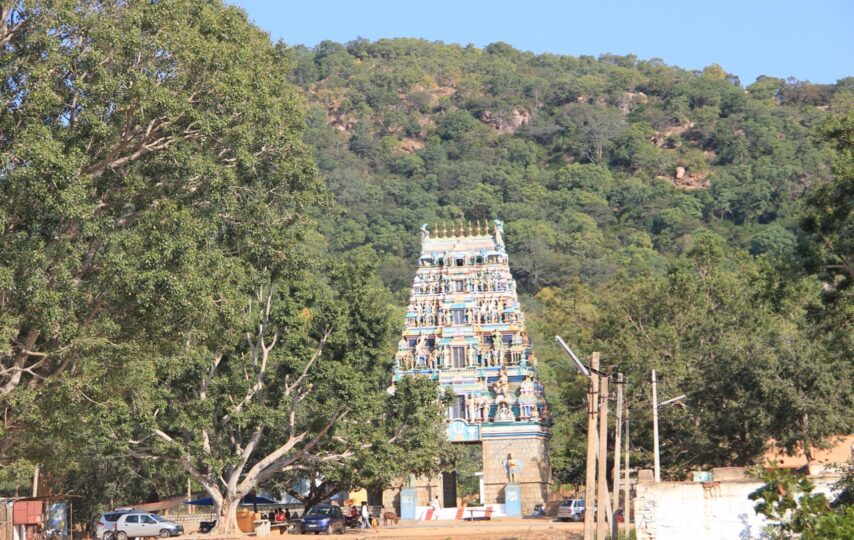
186,518,590,540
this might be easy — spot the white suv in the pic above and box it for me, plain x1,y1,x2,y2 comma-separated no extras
557,499,585,522
96,510,136,540
114,512,183,540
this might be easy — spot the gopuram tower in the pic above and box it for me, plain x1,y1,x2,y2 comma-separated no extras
391,220,551,516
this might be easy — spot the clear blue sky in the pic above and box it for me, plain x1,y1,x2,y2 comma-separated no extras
229,0,852,85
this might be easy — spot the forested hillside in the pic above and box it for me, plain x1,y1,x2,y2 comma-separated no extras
287,39,853,481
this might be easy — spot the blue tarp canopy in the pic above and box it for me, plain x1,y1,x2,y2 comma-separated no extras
186,494,279,506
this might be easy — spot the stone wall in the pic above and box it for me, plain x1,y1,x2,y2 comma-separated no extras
482,437,550,514
381,474,443,515
634,476,840,540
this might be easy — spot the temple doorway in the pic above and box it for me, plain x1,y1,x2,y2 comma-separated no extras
441,471,457,508
453,442,483,507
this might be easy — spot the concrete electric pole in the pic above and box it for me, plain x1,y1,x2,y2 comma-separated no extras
624,398,631,524
651,369,661,482
597,367,609,540
612,373,623,538
584,352,600,540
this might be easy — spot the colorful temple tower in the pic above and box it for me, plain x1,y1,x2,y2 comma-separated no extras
391,220,551,514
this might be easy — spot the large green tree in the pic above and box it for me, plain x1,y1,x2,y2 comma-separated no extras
2,4,446,533
110,248,443,534
536,234,852,479
0,0,318,456
799,111,853,357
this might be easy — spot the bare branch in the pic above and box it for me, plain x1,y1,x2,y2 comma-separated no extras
285,328,332,396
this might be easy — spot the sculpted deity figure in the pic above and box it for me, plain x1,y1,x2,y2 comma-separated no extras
505,452,517,483
416,334,428,357
495,401,514,421
443,346,451,368
467,345,477,367
402,351,414,370
520,374,535,396
492,365,509,398
420,223,430,241
494,220,505,250
467,393,478,421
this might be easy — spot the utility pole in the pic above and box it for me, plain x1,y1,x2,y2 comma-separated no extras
624,400,631,525
612,373,623,538
583,353,599,540
597,367,609,540
652,369,661,482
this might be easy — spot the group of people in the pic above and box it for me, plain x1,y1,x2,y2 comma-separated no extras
345,502,373,529
265,508,294,522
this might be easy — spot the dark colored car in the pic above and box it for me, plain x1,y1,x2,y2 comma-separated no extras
299,505,346,535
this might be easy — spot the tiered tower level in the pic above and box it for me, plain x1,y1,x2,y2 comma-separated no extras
393,220,551,513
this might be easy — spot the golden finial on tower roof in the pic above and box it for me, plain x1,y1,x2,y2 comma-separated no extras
467,221,473,236
476,220,483,235
433,223,438,237
451,222,457,237
442,222,447,238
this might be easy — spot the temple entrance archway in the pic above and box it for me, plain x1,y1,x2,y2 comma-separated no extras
441,471,457,508
452,442,483,507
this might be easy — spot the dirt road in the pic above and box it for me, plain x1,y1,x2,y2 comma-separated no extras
185,518,595,540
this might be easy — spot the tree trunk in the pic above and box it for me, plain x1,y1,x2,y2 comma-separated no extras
213,495,242,535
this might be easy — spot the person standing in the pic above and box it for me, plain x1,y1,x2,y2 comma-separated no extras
431,496,442,519
360,502,371,529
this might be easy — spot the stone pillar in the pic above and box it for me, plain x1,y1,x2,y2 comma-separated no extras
400,487,418,520
504,484,522,517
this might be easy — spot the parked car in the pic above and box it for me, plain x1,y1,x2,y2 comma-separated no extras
557,499,585,522
299,505,346,535
114,512,183,540
96,509,138,540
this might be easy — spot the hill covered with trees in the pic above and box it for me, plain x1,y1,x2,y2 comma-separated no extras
0,3,850,523
286,38,853,482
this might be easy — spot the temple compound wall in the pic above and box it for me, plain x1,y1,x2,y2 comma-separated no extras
387,221,552,515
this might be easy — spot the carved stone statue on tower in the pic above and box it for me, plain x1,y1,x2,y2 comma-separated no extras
494,219,505,251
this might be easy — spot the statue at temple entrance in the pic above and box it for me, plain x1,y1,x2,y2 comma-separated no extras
505,452,517,483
